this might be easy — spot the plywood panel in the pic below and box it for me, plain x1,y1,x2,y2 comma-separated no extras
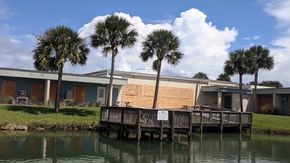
49,83,57,100
121,84,194,108
74,85,85,103
1,80,16,98
258,95,273,109
30,82,44,100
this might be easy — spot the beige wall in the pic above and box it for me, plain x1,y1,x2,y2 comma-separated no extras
232,93,252,112
120,78,196,108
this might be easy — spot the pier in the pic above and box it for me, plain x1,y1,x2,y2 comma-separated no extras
99,106,252,141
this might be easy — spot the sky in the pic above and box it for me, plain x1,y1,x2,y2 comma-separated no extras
0,0,290,86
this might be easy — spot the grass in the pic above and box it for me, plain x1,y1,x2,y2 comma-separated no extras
1,105,290,135
253,113,290,134
0,105,100,127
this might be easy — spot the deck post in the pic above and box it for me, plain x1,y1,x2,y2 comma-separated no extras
160,120,164,141
136,109,141,141
170,111,175,140
200,111,203,134
220,112,223,133
239,112,242,133
188,112,192,141
119,108,124,139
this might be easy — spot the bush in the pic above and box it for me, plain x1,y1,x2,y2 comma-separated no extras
260,104,279,115
0,97,14,104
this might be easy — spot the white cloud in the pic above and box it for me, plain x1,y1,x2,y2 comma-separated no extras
261,0,290,86
0,33,34,69
76,8,238,79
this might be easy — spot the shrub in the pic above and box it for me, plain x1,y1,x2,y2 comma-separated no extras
260,104,279,115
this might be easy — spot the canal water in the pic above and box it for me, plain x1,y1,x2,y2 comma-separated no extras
0,132,289,163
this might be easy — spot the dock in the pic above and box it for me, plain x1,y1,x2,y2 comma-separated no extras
99,106,252,141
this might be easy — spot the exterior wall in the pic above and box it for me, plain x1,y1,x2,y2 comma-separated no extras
0,76,105,105
120,78,196,108
197,92,217,107
231,93,252,112
258,95,273,110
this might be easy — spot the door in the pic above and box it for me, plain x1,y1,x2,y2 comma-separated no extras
1,80,16,98
281,95,288,115
223,94,232,109
74,85,85,103
97,87,106,105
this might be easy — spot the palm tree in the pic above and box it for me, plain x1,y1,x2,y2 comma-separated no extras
193,72,209,80
140,29,184,108
249,45,274,112
224,49,257,112
217,73,231,82
33,26,89,112
90,15,137,106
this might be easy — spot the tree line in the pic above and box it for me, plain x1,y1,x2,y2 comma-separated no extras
33,14,276,113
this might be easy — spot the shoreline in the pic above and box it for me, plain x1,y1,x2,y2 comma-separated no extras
1,122,290,136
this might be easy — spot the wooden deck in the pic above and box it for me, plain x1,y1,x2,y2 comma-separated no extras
99,107,252,141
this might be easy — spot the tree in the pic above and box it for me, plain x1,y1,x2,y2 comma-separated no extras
140,29,183,108
259,80,283,88
33,26,89,112
90,15,138,106
224,49,257,112
217,73,231,82
248,45,274,111
193,72,209,80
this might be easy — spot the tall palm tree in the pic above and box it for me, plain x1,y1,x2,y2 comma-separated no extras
140,29,184,108
249,45,274,112
33,26,89,112
193,72,209,80
224,49,257,112
90,15,137,106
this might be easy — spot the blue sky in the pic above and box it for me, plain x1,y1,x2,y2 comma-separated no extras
1,0,290,86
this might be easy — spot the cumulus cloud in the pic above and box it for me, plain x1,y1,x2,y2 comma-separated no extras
0,33,34,69
261,0,290,85
76,8,238,78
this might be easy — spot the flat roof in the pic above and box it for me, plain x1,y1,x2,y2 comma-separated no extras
202,85,251,94
88,69,239,85
0,67,127,85
256,88,290,95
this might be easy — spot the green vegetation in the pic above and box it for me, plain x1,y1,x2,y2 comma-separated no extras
33,26,89,112
224,49,258,112
0,105,99,128
193,72,209,80
216,73,231,82
90,15,138,106
140,29,183,108
253,113,290,134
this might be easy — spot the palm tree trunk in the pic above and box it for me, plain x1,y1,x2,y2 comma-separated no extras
54,65,63,113
239,74,243,112
153,62,161,108
253,72,258,112
106,49,116,106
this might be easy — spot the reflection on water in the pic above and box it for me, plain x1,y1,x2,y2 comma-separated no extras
0,132,290,162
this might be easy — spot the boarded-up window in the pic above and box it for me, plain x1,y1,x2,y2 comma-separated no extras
1,80,16,98
49,83,57,100
74,85,85,103
30,82,44,100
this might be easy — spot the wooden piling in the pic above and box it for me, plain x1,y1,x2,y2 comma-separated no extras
220,112,223,133
170,111,175,140
136,109,141,141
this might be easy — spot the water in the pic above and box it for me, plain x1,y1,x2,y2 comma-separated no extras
0,132,290,163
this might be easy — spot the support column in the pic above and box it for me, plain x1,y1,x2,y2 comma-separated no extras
217,91,222,108
273,94,277,109
106,85,113,106
44,80,50,105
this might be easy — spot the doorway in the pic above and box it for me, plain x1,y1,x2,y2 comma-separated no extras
97,87,106,106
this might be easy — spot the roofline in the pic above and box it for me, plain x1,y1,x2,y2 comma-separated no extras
0,67,127,85
88,69,239,85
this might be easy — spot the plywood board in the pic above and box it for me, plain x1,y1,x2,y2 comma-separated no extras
1,80,16,98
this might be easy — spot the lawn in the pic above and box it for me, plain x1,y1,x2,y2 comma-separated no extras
0,105,100,127
253,113,290,134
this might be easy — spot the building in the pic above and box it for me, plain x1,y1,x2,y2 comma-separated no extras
0,67,253,112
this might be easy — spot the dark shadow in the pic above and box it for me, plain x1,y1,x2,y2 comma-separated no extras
4,105,96,117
